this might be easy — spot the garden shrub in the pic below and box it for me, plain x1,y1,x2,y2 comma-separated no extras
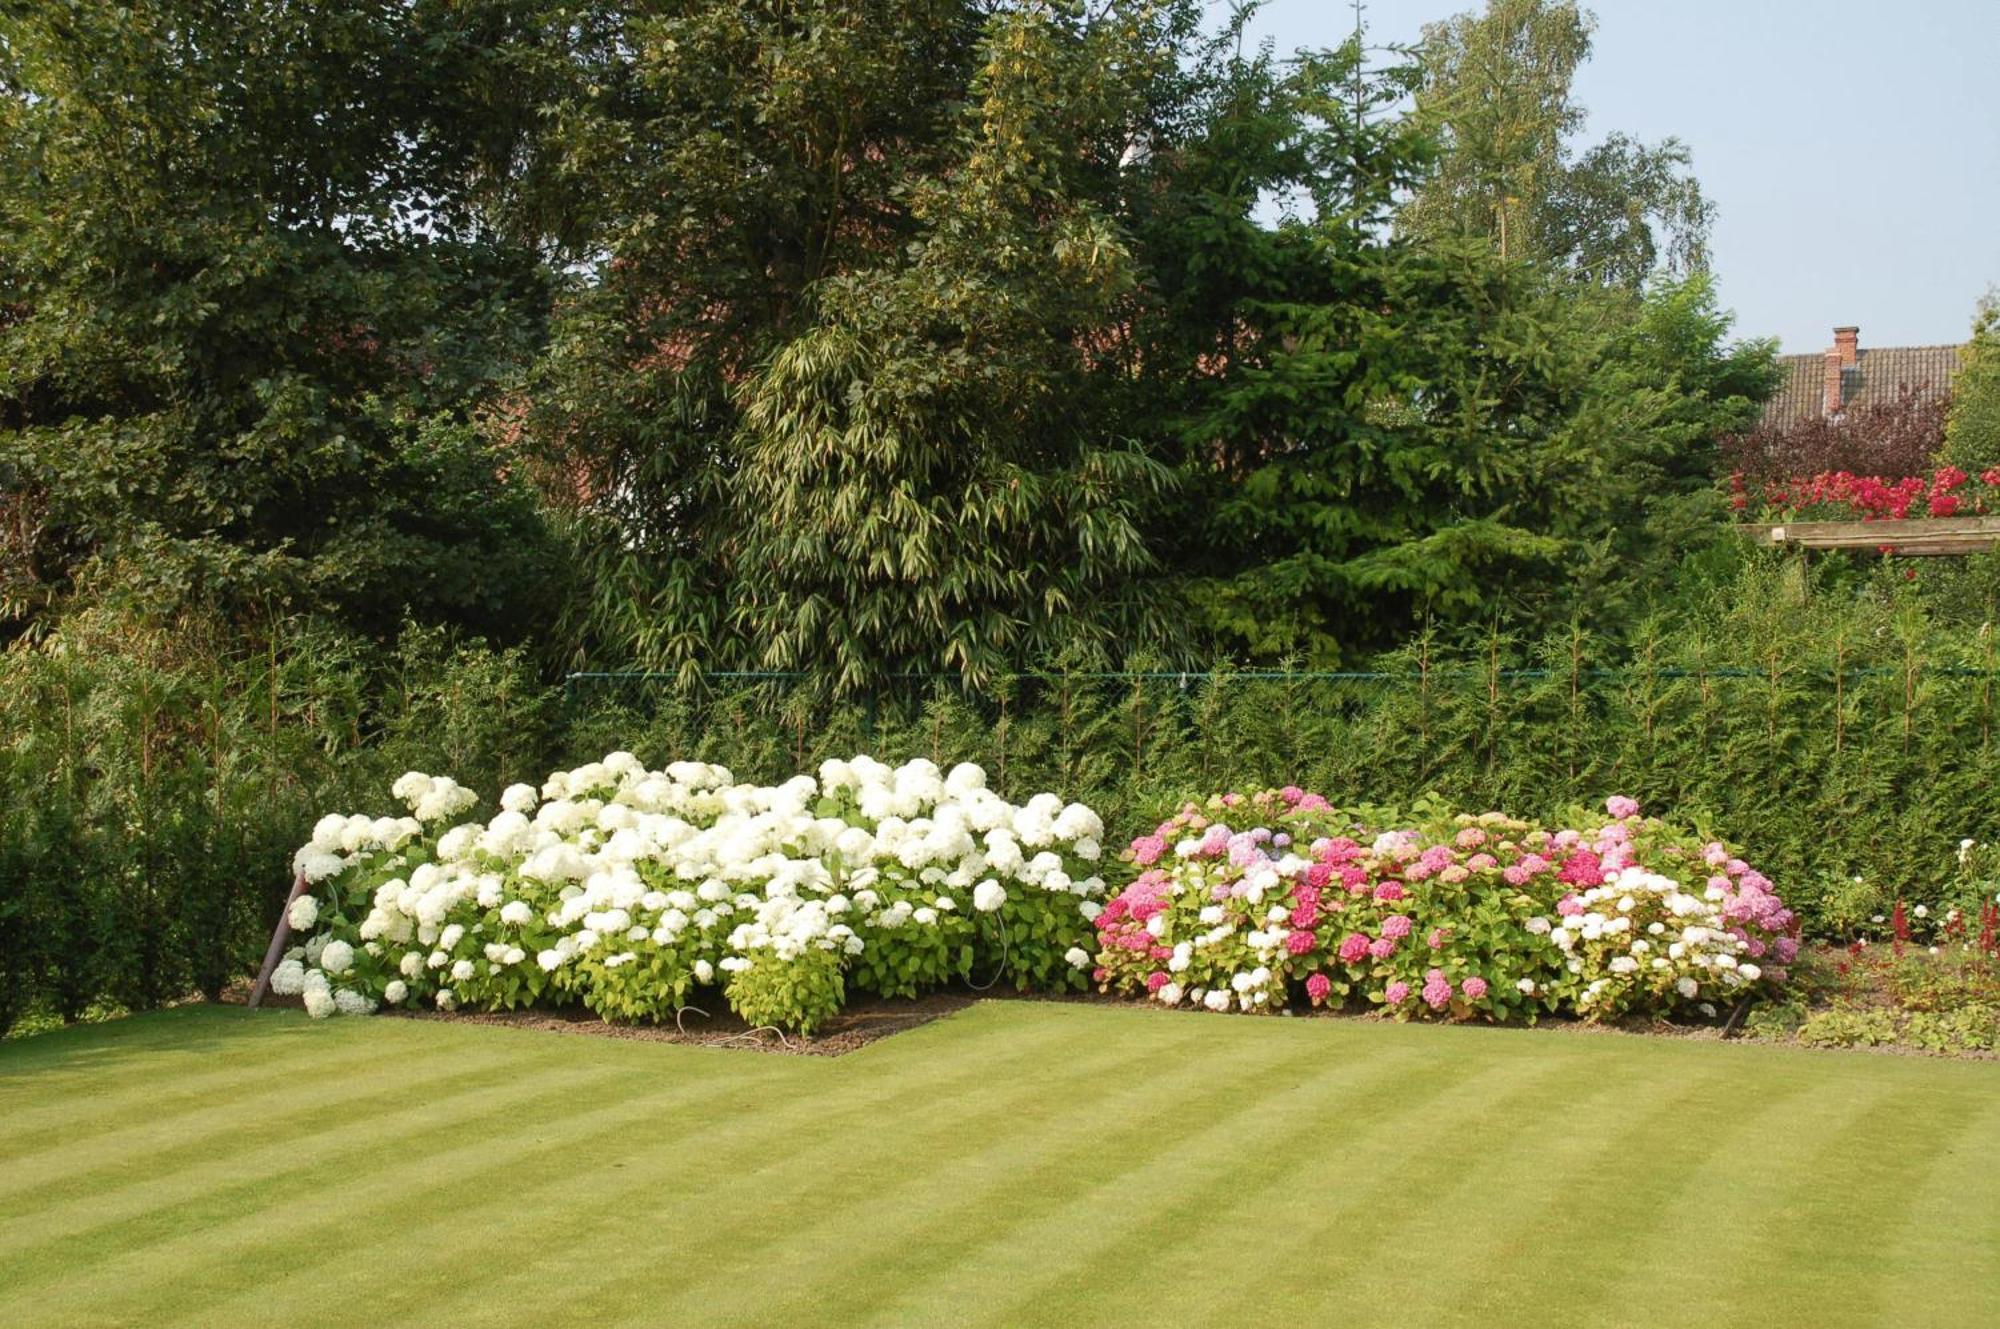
272,754,1106,1031
1085,790,1797,1023
1901,1005,1998,1055
1796,1005,1899,1049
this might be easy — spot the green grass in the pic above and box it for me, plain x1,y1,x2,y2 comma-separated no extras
2,1003,1997,1329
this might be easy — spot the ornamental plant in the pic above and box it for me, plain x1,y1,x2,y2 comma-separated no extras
1086,790,1797,1024
1730,465,1999,521
273,755,1107,1034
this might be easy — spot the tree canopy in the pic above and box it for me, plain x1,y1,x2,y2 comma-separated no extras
0,0,1781,685
1401,0,1713,288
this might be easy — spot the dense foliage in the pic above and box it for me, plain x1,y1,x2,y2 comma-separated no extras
1091,790,1793,1021
0,2,566,640
1720,388,1950,489
269,769,1797,1034
277,755,1106,1033
1,2,1992,1036
1942,294,2000,475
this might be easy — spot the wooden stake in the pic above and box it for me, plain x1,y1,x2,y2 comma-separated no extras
248,870,308,1009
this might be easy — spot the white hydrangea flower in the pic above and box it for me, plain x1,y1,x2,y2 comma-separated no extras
319,940,355,976
287,895,319,931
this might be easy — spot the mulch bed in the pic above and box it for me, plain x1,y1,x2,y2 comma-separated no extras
220,980,976,1056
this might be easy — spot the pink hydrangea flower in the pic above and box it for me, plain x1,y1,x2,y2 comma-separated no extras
1305,973,1332,1003
1557,851,1604,887
1384,980,1411,1005
1291,900,1320,929
1426,927,1449,950
1455,826,1488,849
1368,936,1397,959
1380,914,1413,940
1421,969,1452,1010
1145,971,1170,992
1373,881,1405,903
1461,976,1489,1000
1556,893,1585,917
1130,835,1167,866
1605,794,1640,820
1286,928,1317,956
1337,932,1371,965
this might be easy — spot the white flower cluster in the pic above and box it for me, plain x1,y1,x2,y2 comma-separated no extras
277,754,1106,1021
1544,867,1761,1014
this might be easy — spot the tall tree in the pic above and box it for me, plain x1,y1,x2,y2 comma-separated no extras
727,3,1183,689
1401,0,1712,288
1942,292,2000,474
1140,34,1770,660
523,0,1219,683
0,0,562,641
514,0,994,672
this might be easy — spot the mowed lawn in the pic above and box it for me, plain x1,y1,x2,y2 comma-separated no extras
3,1003,1997,1329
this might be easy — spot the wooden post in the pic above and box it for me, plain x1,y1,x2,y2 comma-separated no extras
248,870,308,1009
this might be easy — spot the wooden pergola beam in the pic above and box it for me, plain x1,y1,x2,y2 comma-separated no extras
1738,516,2000,556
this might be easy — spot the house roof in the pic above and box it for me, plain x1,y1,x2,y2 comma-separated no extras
1759,343,1963,431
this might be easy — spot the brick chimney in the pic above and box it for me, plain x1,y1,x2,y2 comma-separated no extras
1834,325,1859,368
1824,348,1843,415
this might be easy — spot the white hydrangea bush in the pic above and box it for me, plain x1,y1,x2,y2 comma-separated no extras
274,754,1106,1033
1547,866,1774,1020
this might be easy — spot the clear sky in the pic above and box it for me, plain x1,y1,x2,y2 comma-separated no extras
1239,0,2000,354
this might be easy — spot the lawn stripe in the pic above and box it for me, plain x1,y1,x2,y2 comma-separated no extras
1164,1032,1668,1326
585,1013,1332,1325
0,1038,538,1207
832,1023,1467,1329
1680,1066,1990,1329
1862,1084,2000,1326
935,1018,1530,1328
286,1004,1197,1328
0,1053,662,1298
977,1027,1583,1328
89,1004,1084,1327
1563,1057,1904,1329
0,1014,423,1154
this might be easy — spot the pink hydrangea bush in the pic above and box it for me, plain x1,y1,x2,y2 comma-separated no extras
1087,791,1796,1024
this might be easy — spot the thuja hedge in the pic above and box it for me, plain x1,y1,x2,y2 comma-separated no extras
566,596,2000,943
6,560,2000,1036
0,614,560,1036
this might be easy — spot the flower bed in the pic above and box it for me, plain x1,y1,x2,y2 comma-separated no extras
274,754,1106,1033
1730,465,2000,521
1086,790,1798,1023
273,761,1799,1034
